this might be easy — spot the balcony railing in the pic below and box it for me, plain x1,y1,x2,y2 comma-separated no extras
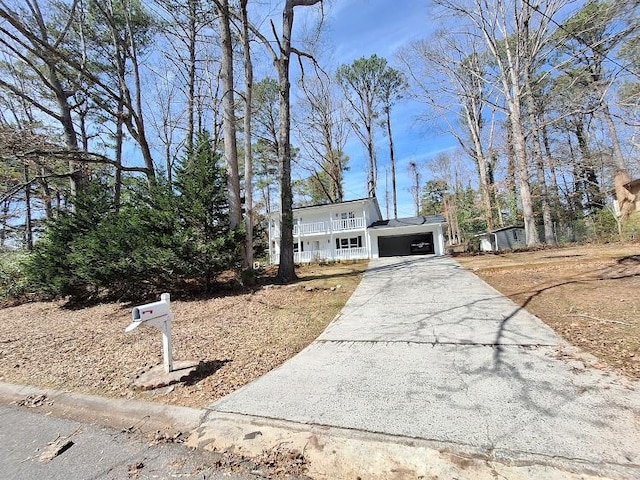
280,216,365,237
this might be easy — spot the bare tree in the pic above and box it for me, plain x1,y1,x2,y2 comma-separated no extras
399,34,496,231
380,66,407,219
0,0,86,194
296,70,350,204
243,0,324,283
336,55,387,198
433,0,572,246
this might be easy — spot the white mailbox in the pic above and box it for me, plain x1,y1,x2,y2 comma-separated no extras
129,299,171,327
126,293,174,373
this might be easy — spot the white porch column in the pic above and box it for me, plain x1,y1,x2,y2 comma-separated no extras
437,224,445,255
329,212,335,260
362,204,371,258
297,218,302,257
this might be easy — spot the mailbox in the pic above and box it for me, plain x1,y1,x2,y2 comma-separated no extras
130,300,171,326
125,293,174,373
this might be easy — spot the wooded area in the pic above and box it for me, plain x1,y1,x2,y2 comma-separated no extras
0,0,638,300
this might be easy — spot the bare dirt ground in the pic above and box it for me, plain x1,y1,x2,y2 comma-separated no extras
457,243,640,378
0,262,367,408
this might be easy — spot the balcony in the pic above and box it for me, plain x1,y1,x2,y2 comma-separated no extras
273,217,366,237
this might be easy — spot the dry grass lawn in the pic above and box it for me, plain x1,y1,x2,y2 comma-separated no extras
457,243,640,378
0,261,367,408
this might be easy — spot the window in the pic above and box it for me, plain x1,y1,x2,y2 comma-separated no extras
336,236,362,249
512,229,519,241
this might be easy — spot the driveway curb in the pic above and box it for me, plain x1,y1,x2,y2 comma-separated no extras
188,410,608,480
0,381,205,434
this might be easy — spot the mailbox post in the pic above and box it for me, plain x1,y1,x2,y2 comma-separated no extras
126,293,174,373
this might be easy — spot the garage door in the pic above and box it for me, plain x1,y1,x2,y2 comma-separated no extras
378,232,434,257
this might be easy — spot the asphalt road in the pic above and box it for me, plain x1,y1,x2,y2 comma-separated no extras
0,405,254,480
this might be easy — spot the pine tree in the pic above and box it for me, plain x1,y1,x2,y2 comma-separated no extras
174,131,241,290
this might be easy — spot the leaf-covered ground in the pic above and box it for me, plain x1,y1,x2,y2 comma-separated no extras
457,243,640,378
0,262,367,408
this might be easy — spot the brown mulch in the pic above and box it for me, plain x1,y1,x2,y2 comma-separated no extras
0,262,367,408
457,243,640,378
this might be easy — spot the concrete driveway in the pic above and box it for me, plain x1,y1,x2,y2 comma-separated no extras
199,256,640,478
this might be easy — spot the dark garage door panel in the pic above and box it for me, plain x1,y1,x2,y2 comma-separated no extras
378,232,434,257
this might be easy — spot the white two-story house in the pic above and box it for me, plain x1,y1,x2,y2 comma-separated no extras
267,197,447,264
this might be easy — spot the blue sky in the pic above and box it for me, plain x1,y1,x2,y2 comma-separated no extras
310,0,459,218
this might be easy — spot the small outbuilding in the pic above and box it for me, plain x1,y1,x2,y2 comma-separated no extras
477,226,526,252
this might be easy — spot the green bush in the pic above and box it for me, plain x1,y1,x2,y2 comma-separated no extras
622,214,640,241
23,132,242,302
589,208,619,242
0,249,29,301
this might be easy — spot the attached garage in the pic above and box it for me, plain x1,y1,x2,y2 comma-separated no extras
378,232,434,257
368,215,446,258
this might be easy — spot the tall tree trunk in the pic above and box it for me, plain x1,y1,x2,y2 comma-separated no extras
508,108,539,246
525,78,555,245
124,3,156,181
542,121,561,219
385,107,398,218
23,163,33,251
241,0,254,269
275,11,296,282
186,0,197,153
271,0,322,282
114,102,124,212
39,166,54,219
218,0,243,231
506,124,519,224
366,104,376,197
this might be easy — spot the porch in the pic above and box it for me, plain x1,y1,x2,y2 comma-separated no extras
270,247,369,265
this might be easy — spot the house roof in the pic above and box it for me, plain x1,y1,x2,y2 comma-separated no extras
369,215,446,229
293,197,376,211
291,196,383,220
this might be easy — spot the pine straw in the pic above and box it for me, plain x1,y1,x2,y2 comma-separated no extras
457,243,640,378
0,262,367,408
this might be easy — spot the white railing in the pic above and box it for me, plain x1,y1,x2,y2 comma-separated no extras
294,249,332,263
335,247,368,261
332,217,365,232
293,221,327,235
292,247,368,264
273,217,366,239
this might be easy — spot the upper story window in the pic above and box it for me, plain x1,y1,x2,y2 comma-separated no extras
336,211,355,219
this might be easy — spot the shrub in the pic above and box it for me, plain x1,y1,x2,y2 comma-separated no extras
22,132,243,302
0,249,29,301
589,208,619,243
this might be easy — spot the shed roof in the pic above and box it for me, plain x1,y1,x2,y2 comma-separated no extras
369,215,446,229
475,225,525,237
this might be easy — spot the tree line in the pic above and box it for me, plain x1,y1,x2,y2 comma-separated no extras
403,0,639,245
0,0,638,301
0,0,412,300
